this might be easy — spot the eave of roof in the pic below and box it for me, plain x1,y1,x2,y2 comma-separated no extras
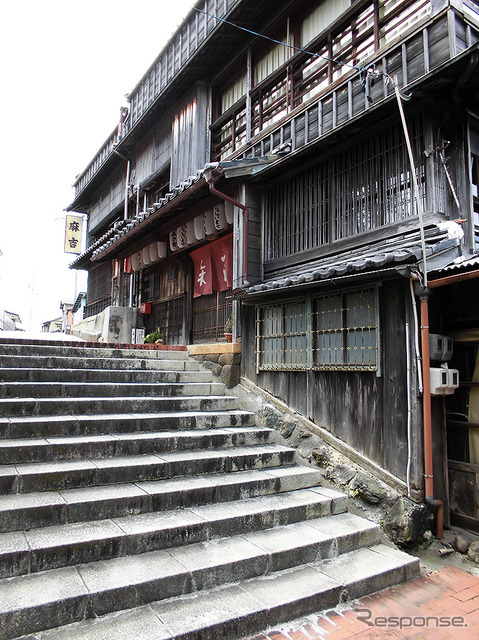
69,219,130,269
90,171,208,263
85,157,276,265
241,224,464,299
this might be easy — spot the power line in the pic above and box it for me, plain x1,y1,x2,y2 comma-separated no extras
193,7,362,72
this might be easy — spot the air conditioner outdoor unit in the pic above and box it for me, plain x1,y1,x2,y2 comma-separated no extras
430,364,459,396
429,333,453,362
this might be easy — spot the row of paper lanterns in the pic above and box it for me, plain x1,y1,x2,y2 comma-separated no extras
130,241,167,272
170,203,233,252
128,203,233,272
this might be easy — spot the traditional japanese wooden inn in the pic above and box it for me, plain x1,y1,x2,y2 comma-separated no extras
68,0,479,534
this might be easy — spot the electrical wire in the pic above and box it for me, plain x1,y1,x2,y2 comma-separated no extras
193,6,362,73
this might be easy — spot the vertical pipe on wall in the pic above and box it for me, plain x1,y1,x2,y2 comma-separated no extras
409,279,423,394
405,320,413,498
419,289,444,539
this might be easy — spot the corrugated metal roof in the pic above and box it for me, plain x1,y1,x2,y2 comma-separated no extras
431,255,479,273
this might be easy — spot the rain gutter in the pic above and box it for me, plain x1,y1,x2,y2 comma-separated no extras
203,164,250,287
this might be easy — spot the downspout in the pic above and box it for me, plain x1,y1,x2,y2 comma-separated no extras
415,271,479,532
419,288,444,538
389,71,442,537
203,165,250,287
409,275,443,538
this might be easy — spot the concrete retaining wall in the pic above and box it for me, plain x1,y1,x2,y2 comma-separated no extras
72,307,138,344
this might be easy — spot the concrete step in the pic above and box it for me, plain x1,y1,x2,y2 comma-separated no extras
0,444,295,495
40,545,417,640
0,381,226,399
0,395,238,418
0,354,201,372
0,486,343,579
0,344,189,360
0,426,273,465
0,368,214,384
0,410,256,439
0,466,324,533
0,519,418,640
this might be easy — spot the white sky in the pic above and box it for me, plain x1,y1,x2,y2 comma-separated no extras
0,0,194,331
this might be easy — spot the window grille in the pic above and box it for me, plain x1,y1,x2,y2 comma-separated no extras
265,114,425,261
312,288,378,369
192,290,232,342
86,262,112,314
259,299,309,370
146,296,185,345
256,286,378,371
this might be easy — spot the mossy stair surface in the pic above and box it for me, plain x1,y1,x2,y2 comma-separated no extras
0,341,419,640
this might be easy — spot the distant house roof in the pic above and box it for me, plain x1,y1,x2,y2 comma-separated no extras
72,292,87,313
4,311,21,323
1,310,22,331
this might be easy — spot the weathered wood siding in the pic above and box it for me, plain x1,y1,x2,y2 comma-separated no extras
242,279,423,483
88,111,173,234
88,165,125,234
134,117,173,186
170,83,211,188
244,183,263,286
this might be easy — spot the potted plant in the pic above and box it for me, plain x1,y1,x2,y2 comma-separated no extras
224,312,233,343
144,328,163,344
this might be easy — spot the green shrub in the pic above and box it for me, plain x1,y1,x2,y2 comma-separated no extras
144,328,163,343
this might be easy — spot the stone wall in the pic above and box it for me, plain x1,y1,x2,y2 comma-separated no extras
232,378,435,547
188,343,241,388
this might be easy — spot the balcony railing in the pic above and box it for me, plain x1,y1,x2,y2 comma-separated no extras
84,295,112,319
211,1,479,161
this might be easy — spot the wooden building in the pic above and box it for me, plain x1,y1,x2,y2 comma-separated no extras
68,0,479,531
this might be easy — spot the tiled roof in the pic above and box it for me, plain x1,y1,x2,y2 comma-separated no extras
69,219,131,268
90,171,205,260
86,158,275,263
244,224,464,296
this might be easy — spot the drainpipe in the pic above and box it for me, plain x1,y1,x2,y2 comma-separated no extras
416,270,479,533
203,165,250,287
414,280,443,539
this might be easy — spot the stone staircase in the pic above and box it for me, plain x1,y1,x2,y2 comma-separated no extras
0,340,419,640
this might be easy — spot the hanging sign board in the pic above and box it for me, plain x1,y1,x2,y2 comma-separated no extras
64,215,83,254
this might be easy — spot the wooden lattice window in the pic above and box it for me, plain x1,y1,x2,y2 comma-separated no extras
264,114,425,261
312,288,378,370
192,290,232,343
256,286,378,371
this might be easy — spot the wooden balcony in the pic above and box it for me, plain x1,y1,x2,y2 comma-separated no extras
71,0,243,203
71,1,479,209
219,3,479,164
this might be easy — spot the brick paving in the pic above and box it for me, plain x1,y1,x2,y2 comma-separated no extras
243,566,479,639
